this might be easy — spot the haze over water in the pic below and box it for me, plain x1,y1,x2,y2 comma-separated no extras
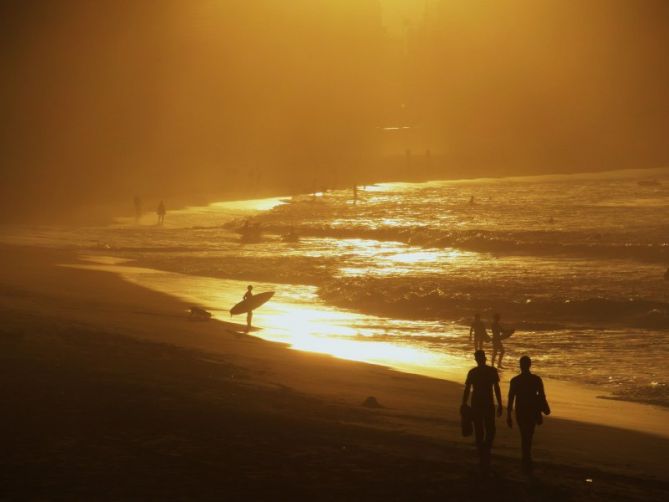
5,168,669,409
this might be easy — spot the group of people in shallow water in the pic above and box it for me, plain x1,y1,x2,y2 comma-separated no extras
463,313,550,475
469,312,512,368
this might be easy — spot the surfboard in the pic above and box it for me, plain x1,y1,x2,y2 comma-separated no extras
230,291,275,316
500,327,515,341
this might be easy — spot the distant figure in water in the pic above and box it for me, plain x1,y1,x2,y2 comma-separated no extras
133,195,142,223
156,200,166,225
353,185,358,205
469,195,475,205
490,313,506,368
548,216,555,224
244,285,254,331
283,225,299,243
664,268,669,280
507,355,550,474
469,313,488,351
462,350,503,474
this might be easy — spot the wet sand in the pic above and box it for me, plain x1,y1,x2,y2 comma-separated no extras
1,245,667,500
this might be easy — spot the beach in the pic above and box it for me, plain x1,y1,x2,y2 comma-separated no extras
1,244,667,500
4,1,669,498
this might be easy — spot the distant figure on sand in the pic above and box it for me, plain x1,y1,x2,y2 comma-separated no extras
133,195,142,223
244,285,254,331
469,313,488,351
491,313,507,368
156,200,166,225
507,355,550,474
462,350,503,474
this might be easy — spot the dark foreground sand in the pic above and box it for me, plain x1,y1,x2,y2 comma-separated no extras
1,245,667,501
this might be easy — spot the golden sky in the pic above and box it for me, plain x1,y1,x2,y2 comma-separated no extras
1,0,668,221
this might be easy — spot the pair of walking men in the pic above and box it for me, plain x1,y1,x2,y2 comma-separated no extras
462,350,550,474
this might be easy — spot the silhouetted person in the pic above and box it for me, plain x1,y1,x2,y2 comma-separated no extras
284,225,299,242
244,285,254,331
469,195,475,205
469,313,488,351
490,313,506,368
133,195,142,223
507,355,550,474
353,184,358,204
156,200,166,225
462,350,503,473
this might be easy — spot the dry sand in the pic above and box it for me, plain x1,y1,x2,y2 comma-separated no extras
1,245,667,500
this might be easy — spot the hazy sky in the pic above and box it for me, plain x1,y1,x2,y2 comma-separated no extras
379,0,428,34
1,0,668,222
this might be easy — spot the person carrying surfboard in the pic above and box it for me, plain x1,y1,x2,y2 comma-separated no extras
230,289,275,331
243,285,254,331
469,313,488,351
490,313,514,369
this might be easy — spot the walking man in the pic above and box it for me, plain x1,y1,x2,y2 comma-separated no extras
507,355,550,474
462,350,503,473
156,200,166,225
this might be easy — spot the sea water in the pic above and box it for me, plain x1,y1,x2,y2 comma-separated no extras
3,168,669,409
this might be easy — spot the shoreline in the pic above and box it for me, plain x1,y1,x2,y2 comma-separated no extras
2,243,668,498
121,164,669,224
10,165,666,227
72,253,669,438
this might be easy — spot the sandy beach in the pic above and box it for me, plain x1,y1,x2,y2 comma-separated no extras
1,244,667,500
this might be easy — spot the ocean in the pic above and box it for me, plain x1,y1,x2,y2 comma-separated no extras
4,167,669,410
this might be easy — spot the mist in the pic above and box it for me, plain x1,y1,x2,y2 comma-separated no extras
2,0,668,222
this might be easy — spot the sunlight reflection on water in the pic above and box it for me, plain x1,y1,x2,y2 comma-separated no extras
73,257,469,381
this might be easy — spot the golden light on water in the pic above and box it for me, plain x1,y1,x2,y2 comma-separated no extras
70,257,466,381
257,303,439,371
211,197,288,212
330,239,470,277
390,250,448,264
113,196,288,226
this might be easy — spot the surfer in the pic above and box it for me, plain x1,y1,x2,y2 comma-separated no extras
507,355,550,474
156,200,166,225
462,350,503,474
243,285,254,331
490,313,506,368
469,313,488,351
283,226,299,243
